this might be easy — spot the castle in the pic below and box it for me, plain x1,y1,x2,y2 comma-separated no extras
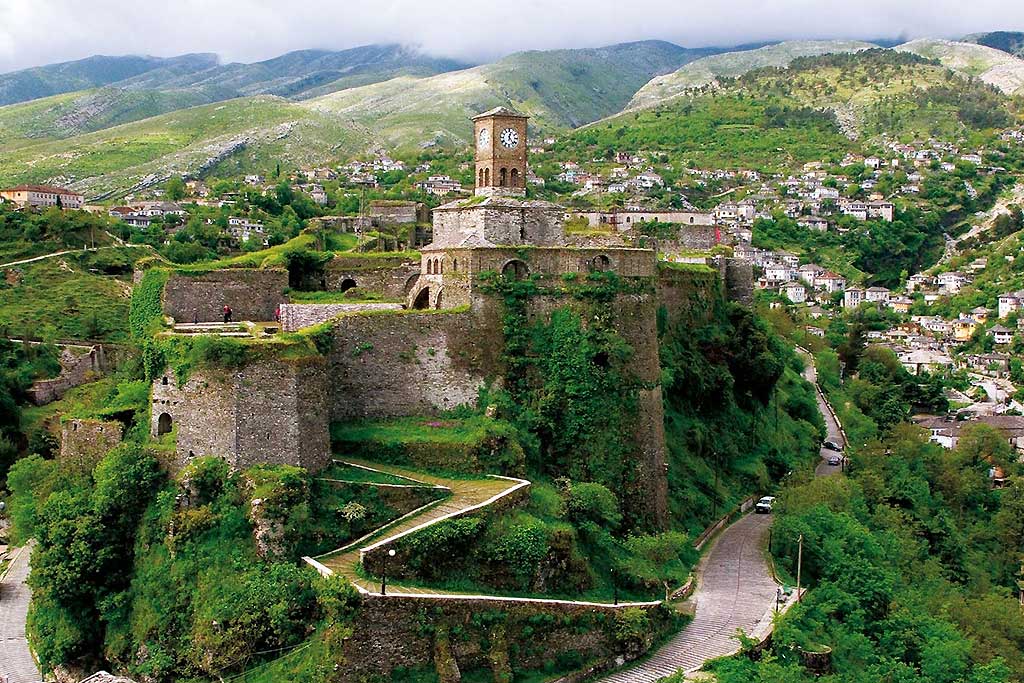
149,107,751,527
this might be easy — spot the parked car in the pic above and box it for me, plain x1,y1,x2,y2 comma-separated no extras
823,440,842,451
828,455,841,466
755,496,776,514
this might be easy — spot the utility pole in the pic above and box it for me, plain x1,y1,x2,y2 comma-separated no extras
712,448,720,520
796,533,804,603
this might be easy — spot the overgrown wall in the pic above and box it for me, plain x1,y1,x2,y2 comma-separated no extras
338,595,671,682
60,419,123,472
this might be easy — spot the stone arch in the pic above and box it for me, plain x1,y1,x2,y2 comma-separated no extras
438,259,443,274
478,168,484,186
484,168,490,186
339,278,357,292
501,259,529,280
499,168,508,187
591,254,611,272
404,274,420,294
412,287,431,310
426,260,434,275
157,412,173,436
434,288,443,309
510,168,520,187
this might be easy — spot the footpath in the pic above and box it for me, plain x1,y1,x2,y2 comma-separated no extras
0,543,42,683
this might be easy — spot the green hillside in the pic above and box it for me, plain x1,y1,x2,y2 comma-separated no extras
0,87,232,146
896,38,1024,94
303,40,713,150
0,96,371,198
627,40,877,110
572,49,1012,172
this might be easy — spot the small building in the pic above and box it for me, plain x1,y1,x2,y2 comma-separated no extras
843,287,865,308
953,316,979,342
865,286,891,303
817,271,847,294
0,184,83,209
780,281,807,304
998,290,1024,318
989,324,1014,345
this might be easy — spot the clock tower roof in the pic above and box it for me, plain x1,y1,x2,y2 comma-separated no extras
472,106,528,120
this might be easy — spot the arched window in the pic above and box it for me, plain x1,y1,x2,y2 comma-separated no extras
426,260,433,275
478,169,484,186
499,168,508,187
484,168,490,186
502,259,529,280
591,254,611,272
438,259,443,274
161,376,169,386
689,216,694,224
510,168,520,187
157,413,173,436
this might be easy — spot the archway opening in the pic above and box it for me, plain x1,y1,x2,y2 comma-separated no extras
591,254,611,272
502,259,529,281
484,168,490,186
413,288,431,310
339,278,357,292
499,168,508,187
157,412,173,436
510,168,520,187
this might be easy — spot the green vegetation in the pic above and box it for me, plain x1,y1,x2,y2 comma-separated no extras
696,420,1024,683
0,247,147,342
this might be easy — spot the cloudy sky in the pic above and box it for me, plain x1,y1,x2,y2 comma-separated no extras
1,0,1023,73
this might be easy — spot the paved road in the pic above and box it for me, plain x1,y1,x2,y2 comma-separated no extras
0,544,42,683
597,514,778,682
801,353,846,477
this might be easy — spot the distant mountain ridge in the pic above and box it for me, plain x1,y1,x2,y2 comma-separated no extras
963,31,1024,58
0,54,219,106
895,38,1024,94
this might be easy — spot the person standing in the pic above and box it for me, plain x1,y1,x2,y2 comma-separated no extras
223,305,232,323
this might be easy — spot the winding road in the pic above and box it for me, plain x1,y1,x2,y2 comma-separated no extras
597,351,841,682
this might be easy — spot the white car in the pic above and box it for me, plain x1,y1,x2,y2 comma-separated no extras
755,496,776,514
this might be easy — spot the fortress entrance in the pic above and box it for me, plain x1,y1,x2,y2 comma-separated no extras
339,278,357,292
157,412,173,436
501,259,529,280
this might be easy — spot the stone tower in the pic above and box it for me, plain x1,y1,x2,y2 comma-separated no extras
473,106,528,197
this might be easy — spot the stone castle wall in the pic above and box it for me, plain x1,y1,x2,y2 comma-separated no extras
338,594,669,682
325,305,503,421
163,269,288,323
60,418,123,472
278,303,402,332
656,224,719,252
27,345,106,406
150,356,330,472
432,202,565,247
324,255,421,299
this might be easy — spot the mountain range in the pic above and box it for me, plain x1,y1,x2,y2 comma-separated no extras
1,34,1023,198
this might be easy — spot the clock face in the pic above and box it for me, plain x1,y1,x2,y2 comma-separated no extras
478,127,490,149
499,127,520,149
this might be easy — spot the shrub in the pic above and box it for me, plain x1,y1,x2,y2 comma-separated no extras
128,268,168,340
563,482,622,528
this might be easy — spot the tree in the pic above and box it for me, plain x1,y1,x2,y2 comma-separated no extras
622,531,695,600
165,176,185,201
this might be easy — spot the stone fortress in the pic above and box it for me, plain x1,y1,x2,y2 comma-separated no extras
149,107,752,526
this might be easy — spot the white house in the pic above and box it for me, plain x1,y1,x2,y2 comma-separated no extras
844,287,865,308
865,286,891,303
780,282,807,303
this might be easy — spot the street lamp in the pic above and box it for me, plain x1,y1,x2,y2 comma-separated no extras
611,568,618,606
381,548,396,596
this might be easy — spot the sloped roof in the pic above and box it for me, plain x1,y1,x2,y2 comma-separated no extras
472,106,528,120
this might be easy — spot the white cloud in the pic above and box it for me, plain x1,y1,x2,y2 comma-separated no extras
1,0,1022,73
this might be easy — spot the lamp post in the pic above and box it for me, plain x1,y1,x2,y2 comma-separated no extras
611,568,618,606
381,548,396,596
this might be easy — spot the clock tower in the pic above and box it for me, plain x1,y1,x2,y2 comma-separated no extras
473,106,528,197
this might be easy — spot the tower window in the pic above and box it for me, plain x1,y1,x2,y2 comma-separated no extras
510,168,520,187
499,168,508,187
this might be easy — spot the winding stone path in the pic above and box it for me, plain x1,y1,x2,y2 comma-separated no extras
0,544,42,683
309,459,530,596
